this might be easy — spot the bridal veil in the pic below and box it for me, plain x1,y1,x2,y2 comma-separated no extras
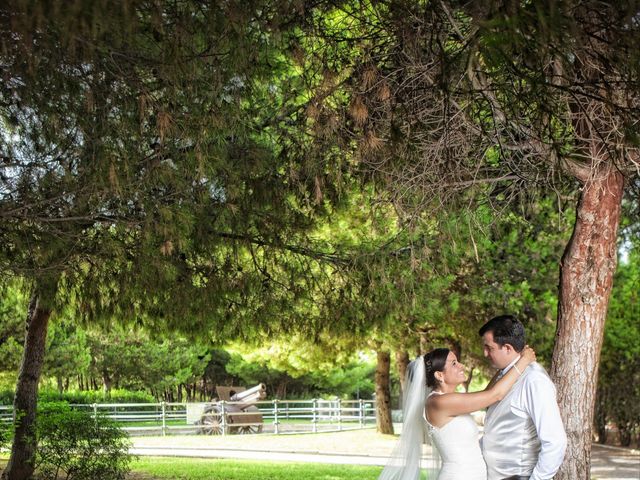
378,356,440,480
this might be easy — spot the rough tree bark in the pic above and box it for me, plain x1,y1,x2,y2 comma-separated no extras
550,167,624,480
2,292,53,480
375,349,394,435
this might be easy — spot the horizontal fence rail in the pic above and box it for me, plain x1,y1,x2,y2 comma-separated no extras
0,399,376,436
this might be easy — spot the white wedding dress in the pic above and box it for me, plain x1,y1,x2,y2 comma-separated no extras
425,392,488,480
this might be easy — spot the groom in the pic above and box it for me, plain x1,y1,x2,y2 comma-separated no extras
479,315,567,480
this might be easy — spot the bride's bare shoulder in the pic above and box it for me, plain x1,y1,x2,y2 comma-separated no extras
427,391,448,408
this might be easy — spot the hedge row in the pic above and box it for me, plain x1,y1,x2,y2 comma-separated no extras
0,389,155,406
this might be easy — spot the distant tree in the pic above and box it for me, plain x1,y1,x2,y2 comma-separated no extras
0,284,26,384
43,320,91,393
225,338,375,400
596,238,640,446
203,349,238,399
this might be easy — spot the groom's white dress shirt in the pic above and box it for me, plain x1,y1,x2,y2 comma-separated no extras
482,358,567,480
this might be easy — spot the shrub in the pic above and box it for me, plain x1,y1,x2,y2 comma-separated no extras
39,389,155,405
0,388,155,406
35,402,132,480
0,390,14,406
0,419,11,450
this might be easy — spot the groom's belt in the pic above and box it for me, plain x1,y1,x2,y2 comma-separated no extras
501,476,530,480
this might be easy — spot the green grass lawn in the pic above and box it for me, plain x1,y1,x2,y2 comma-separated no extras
0,457,430,480
2,456,404,480
130,457,385,480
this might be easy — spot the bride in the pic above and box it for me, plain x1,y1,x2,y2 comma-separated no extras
378,346,536,480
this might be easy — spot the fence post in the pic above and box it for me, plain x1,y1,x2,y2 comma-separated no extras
92,403,97,420
161,401,167,436
273,399,279,435
359,399,364,427
220,401,227,436
337,398,342,431
312,399,317,433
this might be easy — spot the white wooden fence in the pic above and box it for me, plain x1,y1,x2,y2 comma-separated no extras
0,399,376,436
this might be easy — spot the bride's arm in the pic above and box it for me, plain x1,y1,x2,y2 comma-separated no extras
430,346,536,417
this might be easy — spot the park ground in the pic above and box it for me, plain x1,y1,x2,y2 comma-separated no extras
2,429,639,479
128,429,639,479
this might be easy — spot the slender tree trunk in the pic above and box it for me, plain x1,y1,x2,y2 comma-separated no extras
594,387,607,444
102,370,112,395
418,326,436,355
202,375,207,400
463,367,474,393
276,379,288,399
447,339,461,362
375,349,394,435
395,350,410,406
550,168,624,480
2,293,52,480
419,332,428,356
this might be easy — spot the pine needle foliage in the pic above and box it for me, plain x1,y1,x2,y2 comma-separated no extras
0,0,358,336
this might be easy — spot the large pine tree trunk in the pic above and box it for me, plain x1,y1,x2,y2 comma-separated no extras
375,349,394,435
550,168,624,480
2,293,52,480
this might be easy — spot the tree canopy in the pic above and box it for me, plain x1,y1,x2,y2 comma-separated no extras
1,1,639,478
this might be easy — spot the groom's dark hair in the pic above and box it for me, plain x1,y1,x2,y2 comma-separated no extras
479,314,526,352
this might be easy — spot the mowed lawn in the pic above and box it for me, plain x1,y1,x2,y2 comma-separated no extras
127,429,398,479
1,430,413,479
1,457,386,480
130,457,384,480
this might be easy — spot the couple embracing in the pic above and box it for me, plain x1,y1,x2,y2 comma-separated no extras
380,315,567,480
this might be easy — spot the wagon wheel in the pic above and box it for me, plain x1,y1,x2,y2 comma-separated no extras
235,424,262,434
200,407,224,435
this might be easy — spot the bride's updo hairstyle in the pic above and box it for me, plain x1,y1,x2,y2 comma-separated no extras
423,348,450,388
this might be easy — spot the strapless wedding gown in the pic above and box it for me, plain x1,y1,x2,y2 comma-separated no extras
425,394,487,480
